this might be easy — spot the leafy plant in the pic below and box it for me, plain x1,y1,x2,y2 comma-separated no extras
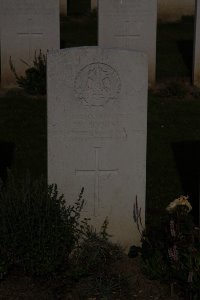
191,86,200,99
0,173,88,278
84,272,127,299
9,50,47,95
137,195,200,299
133,195,144,237
165,196,200,299
71,218,123,278
70,218,126,299
132,198,175,283
141,249,168,280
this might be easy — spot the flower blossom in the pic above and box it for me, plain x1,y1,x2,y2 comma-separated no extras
166,196,192,213
168,245,178,262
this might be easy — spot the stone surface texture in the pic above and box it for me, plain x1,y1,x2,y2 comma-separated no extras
48,47,148,249
194,0,200,87
98,0,157,86
0,0,60,87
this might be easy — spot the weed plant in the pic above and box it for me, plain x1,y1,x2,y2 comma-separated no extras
139,196,200,299
191,87,200,99
0,173,87,279
9,50,47,95
84,272,127,299
70,218,125,299
71,218,123,278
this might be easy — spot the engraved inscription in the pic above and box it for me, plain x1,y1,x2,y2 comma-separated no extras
2,0,52,14
74,63,121,107
68,114,127,139
119,0,143,10
75,147,118,216
17,18,43,59
114,20,142,47
113,0,150,15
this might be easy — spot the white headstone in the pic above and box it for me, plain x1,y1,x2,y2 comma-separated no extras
60,0,68,16
48,47,148,249
0,0,60,87
98,0,157,86
193,0,200,87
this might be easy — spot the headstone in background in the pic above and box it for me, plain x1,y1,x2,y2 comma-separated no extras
193,0,200,87
68,0,90,15
98,0,157,86
0,0,60,87
60,0,68,16
48,47,148,249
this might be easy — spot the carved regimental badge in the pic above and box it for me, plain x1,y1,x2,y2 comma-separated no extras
74,63,121,106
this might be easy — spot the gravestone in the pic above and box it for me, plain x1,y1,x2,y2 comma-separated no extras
0,0,60,87
193,0,200,87
48,47,148,249
98,0,157,86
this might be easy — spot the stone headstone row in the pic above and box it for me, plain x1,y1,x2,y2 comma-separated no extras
60,0,200,87
1,0,200,87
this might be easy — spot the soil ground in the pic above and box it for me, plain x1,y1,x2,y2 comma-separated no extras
0,256,183,300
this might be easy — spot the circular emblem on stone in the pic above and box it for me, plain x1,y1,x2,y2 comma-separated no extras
74,63,121,106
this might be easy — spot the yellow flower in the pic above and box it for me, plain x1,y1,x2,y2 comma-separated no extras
166,196,192,213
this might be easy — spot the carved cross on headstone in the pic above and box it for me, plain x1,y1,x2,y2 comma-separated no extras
75,147,118,216
17,18,43,59
115,20,141,48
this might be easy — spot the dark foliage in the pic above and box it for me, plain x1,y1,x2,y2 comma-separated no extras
9,50,47,95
